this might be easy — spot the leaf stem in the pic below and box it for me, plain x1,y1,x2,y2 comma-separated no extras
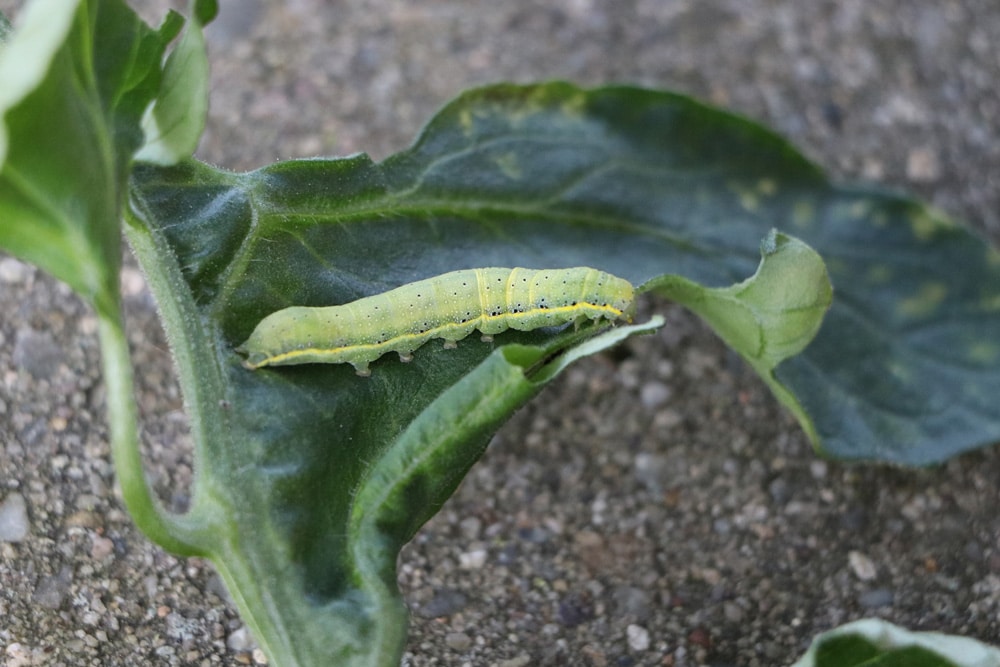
97,308,206,556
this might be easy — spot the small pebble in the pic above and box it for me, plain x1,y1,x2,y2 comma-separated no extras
66,511,101,528
626,624,650,651
414,589,468,618
119,266,147,296
906,147,940,182
582,645,608,667
227,626,256,653
964,541,984,562
90,535,115,561
840,508,868,532
0,257,29,284
458,516,481,540
768,478,791,504
633,453,668,493
33,566,72,609
573,530,613,572
688,626,712,650
848,550,877,581
445,632,472,651
723,601,745,623
0,493,29,542
639,381,672,408
458,548,487,569
712,518,731,536
518,526,550,544
858,588,894,609
13,329,65,378
4,643,32,667
613,586,651,620
558,594,594,627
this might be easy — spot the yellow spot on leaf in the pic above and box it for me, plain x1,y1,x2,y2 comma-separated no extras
496,152,522,179
969,341,1000,364
792,201,814,228
459,108,474,136
866,264,892,285
909,207,943,241
727,182,760,212
757,178,777,196
987,249,1000,269
898,282,947,318
849,201,871,219
560,92,586,116
888,360,913,384
741,192,759,211
982,293,1000,311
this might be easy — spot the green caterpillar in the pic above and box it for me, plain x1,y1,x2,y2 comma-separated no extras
238,267,635,376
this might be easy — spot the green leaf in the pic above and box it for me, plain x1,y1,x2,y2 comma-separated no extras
136,82,999,465
132,172,678,662
791,618,1000,667
0,0,212,553
134,0,214,164
126,129,829,662
380,83,999,464
776,199,1000,463
123,82,997,662
647,229,833,443
0,0,184,316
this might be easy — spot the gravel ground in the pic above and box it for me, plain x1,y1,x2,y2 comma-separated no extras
2,1,999,666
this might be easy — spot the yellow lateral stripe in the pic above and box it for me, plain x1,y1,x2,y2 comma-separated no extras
259,302,626,365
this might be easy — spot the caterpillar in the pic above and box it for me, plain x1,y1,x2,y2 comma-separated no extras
238,267,635,376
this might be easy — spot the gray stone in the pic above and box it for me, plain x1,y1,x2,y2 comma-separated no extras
33,566,73,610
0,493,28,542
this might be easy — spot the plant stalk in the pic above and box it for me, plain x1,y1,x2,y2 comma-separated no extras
96,308,204,556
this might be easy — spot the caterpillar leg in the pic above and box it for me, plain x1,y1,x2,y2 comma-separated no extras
443,340,458,350
480,334,494,343
398,351,414,362
354,364,372,377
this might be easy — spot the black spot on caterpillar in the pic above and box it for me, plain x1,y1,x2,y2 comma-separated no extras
238,267,635,376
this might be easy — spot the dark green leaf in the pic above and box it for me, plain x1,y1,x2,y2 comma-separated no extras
388,83,1000,464
137,83,1000,465
125,82,999,663
193,0,219,25
776,198,1000,462
817,640,953,667
130,172,679,661
127,86,834,663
